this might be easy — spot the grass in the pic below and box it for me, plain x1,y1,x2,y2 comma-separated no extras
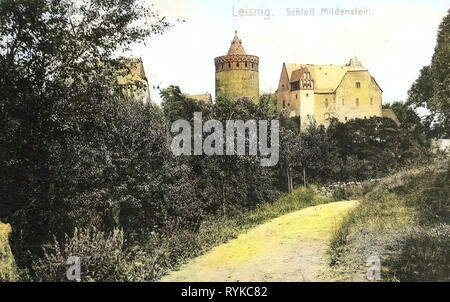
145,185,333,281
328,160,449,281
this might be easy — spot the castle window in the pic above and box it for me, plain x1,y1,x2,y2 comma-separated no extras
356,98,359,107
282,100,286,108
245,62,248,68
370,98,373,105
236,62,239,67
325,99,328,108
288,103,290,107
296,94,298,99
290,81,300,91
356,82,361,88
252,63,254,68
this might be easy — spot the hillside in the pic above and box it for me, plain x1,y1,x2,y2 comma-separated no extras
328,162,449,281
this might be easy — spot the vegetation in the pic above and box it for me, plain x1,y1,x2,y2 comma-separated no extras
407,9,449,138
328,161,449,281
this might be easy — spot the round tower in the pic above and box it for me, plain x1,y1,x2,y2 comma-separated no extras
214,31,259,102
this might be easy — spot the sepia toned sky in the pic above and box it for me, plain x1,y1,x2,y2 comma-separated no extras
129,0,449,106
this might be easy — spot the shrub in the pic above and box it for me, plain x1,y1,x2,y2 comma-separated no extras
32,228,155,282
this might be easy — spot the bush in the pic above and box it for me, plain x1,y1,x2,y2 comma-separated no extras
32,228,156,282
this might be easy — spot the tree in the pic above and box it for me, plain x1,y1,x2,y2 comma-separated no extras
0,0,170,267
407,9,450,138
384,101,429,146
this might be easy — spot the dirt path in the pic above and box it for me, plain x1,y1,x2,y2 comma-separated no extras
160,200,358,282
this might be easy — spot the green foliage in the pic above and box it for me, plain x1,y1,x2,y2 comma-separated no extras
0,0,170,268
407,9,450,138
32,228,161,282
327,116,430,180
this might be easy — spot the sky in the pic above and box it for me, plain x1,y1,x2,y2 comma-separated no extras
129,0,449,106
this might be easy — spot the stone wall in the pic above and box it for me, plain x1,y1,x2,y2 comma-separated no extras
215,67,259,102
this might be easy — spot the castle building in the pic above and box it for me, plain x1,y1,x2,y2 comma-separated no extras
277,58,385,129
214,31,259,102
186,92,213,104
116,58,151,103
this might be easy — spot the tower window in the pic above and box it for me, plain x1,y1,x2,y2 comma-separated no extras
221,63,224,70
356,98,359,107
252,63,254,68
296,94,298,99
345,117,348,121
228,63,231,68
288,103,290,107
236,62,239,67
245,62,248,68
356,82,361,88
282,100,286,108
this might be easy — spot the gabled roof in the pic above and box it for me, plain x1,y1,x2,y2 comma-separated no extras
289,67,309,83
283,58,371,93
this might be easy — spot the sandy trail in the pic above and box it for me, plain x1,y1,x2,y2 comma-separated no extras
160,200,358,282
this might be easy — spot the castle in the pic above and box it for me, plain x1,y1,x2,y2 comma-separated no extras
214,31,259,102
277,58,385,129
210,32,396,129
116,58,151,103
